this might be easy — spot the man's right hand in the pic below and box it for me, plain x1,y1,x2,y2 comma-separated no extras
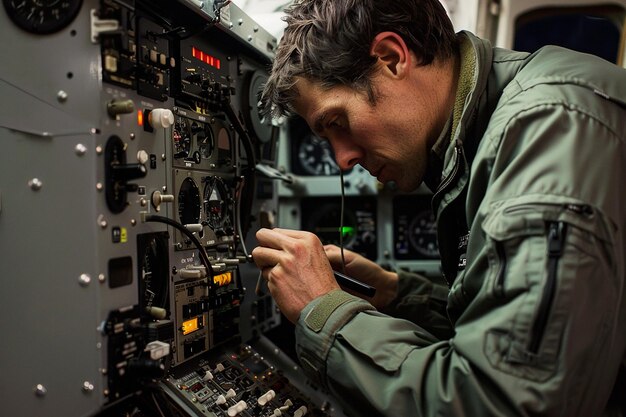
323,245,398,309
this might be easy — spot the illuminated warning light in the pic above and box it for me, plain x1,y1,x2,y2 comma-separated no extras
137,109,144,126
213,271,232,286
182,317,200,335
191,45,221,70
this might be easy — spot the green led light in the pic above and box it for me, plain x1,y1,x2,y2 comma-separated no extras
340,226,355,237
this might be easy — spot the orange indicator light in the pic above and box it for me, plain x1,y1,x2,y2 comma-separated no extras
182,317,200,335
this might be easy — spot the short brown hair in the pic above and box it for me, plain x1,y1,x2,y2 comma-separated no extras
262,0,457,117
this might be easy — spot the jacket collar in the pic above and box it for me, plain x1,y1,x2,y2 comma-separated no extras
425,32,493,197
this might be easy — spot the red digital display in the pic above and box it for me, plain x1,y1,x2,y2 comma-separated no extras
192,46,221,70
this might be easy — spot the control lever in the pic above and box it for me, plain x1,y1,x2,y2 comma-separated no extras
255,163,296,185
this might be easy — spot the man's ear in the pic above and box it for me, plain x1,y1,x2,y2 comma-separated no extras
370,31,411,78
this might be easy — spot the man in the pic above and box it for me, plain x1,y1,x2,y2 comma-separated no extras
251,0,626,415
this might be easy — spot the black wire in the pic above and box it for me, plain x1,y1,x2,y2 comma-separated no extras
339,170,347,274
221,98,258,171
234,175,250,257
144,214,214,278
220,94,257,243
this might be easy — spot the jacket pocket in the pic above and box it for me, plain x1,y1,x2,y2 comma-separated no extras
481,194,617,381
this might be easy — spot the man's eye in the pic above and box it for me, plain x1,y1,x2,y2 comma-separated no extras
328,119,342,128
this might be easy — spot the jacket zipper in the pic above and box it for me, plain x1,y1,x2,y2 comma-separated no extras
494,242,507,297
433,141,465,287
492,204,590,308
528,221,567,354
433,141,464,204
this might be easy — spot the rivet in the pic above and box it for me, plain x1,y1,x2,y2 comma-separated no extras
96,145,103,155
82,381,94,393
75,144,87,156
34,384,47,397
129,133,136,140
28,178,43,191
96,183,103,191
57,90,68,103
79,274,91,286
98,273,105,283
161,153,166,161
130,219,137,226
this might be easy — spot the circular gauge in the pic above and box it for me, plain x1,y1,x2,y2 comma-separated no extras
3,0,83,34
242,70,274,144
306,203,358,247
298,133,342,176
178,177,201,225
195,123,214,160
216,126,232,164
408,210,439,258
173,122,192,159
203,177,230,230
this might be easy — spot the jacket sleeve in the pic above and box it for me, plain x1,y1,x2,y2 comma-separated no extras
294,91,626,417
380,270,454,340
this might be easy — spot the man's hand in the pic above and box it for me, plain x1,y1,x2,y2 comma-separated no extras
252,228,340,323
324,245,398,309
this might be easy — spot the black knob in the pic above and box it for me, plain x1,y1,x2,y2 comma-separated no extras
111,163,147,182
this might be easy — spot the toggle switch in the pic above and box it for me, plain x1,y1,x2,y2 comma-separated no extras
151,190,174,212
148,108,174,129
107,99,135,118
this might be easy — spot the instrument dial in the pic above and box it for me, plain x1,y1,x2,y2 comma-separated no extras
393,195,439,260
178,177,201,226
297,133,341,176
203,177,230,231
243,70,274,144
408,210,439,258
308,204,358,247
301,197,378,259
197,124,214,160
173,122,192,160
3,0,83,34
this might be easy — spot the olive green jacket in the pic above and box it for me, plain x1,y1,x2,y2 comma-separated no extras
295,32,626,416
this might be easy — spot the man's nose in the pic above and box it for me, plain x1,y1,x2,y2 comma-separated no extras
331,139,362,171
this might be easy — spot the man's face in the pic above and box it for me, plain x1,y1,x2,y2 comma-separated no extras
292,74,444,192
